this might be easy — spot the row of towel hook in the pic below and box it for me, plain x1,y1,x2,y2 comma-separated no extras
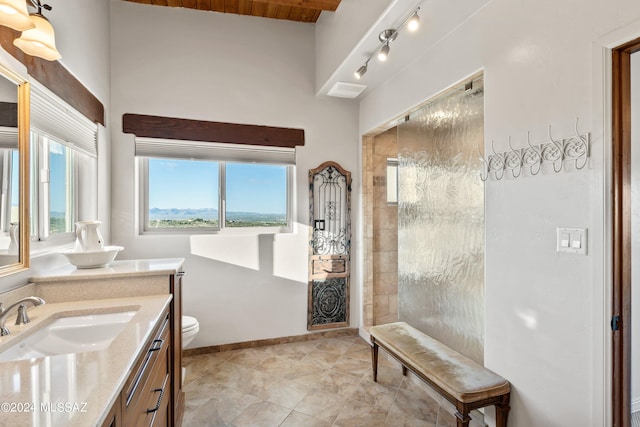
480,118,590,181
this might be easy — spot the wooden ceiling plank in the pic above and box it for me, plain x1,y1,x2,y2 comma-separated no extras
287,6,302,21
264,3,279,19
311,9,321,22
211,0,224,11
238,0,252,14
275,4,291,19
167,0,183,6
225,0,239,13
258,0,338,11
252,1,266,16
196,0,211,10
152,0,169,5
179,0,197,7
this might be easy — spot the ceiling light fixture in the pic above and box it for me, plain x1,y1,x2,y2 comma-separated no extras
355,61,368,79
13,0,61,61
0,0,34,31
354,7,420,80
407,11,420,32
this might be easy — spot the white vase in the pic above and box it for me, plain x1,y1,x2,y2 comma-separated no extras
75,220,104,252
7,222,18,255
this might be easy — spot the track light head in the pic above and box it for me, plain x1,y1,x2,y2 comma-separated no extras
378,43,390,62
355,64,367,79
407,11,420,31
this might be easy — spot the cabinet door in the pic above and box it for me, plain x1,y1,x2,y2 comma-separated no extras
170,272,185,426
101,395,121,427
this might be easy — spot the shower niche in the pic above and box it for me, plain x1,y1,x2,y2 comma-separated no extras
308,161,351,330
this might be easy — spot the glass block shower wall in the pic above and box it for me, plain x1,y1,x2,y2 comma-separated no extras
397,79,485,363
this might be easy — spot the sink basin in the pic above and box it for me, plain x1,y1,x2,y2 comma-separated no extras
0,310,137,362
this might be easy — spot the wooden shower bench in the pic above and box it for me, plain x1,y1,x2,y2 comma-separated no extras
369,322,511,427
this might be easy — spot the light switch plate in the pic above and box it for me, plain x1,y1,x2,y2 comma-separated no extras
557,228,587,255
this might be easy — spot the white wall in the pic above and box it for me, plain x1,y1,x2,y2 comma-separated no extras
109,1,359,348
632,51,640,411
0,0,111,293
357,0,640,426
314,0,392,92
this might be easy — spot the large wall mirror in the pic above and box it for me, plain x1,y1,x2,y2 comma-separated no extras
0,64,29,275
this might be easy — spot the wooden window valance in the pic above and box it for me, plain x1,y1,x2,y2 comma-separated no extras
122,113,305,149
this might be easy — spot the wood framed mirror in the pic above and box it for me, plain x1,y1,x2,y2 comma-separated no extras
0,63,29,275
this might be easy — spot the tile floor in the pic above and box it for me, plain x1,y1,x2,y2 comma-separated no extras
182,335,486,427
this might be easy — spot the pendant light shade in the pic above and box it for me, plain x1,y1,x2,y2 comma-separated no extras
0,0,34,31
0,0,35,31
13,13,60,61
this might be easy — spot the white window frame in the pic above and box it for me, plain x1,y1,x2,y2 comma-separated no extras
138,157,294,235
30,131,79,245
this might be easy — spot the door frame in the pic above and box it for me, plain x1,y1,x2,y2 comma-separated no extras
612,36,640,427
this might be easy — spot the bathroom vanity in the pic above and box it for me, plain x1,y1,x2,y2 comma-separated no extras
0,258,185,427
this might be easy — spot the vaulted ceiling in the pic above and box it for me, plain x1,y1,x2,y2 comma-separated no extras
122,0,341,23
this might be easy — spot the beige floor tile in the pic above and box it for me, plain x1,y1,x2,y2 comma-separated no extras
255,378,312,409
333,397,388,427
294,388,346,423
301,350,342,370
182,335,477,427
349,378,397,411
333,355,371,377
232,401,291,427
280,410,330,427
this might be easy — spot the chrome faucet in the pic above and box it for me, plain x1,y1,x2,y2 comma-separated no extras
0,296,46,336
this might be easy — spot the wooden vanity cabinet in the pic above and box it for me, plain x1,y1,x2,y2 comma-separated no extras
170,272,184,426
123,309,171,427
100,396,121,427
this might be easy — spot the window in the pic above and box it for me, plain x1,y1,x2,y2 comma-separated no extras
136,138,295,233
225,163,287,228
29,82,98,246
147,158,219,229
31,132,78,240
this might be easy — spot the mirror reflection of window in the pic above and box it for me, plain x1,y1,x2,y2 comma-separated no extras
48,138,75,234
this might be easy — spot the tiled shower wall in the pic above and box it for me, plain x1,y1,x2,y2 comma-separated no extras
362,128,398,329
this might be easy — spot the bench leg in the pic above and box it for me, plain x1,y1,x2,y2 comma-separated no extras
402,365,408,376
495,394,511,427
454,411,471,427
371,339,379,382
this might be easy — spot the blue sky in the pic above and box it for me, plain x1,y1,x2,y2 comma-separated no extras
149,159,286,214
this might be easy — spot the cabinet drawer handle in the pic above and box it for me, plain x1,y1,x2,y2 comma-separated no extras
146,387,164,413
149,339,164,353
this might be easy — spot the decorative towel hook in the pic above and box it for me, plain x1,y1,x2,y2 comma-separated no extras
525,131,542,175
481,119,590,181
478,140,489,182
506,136,523,178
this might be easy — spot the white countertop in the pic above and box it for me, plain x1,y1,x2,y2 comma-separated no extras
30,258,184,283
0,294,172,427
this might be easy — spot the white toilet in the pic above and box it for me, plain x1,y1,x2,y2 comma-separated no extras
181,315,199,348
181,315,199,386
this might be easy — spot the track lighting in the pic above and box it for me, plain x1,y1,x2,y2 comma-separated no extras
355,62,368,79
353,7,420,80
378,43,390,62
407,11,420,32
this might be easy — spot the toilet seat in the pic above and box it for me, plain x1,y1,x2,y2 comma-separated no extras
182,315,198,332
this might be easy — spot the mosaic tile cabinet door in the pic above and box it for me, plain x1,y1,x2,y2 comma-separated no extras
308,161,351,330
